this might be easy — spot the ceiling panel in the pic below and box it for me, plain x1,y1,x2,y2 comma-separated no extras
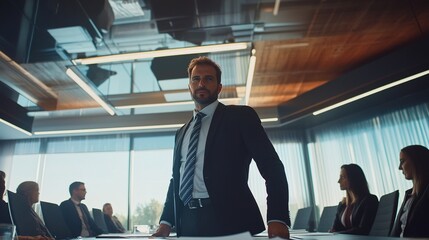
0,0,428,139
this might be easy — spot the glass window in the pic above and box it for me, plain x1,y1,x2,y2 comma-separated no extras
131,149,173,228
41,151,130,229
130,133,174,231
133,61,161,93
96,63,132,95
8,154,40,191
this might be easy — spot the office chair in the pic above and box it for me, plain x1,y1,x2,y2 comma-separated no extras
316,205,337,232
7,190,41,236
292,206,315,231
369,190,399,236
40,201,73,239
92,208,109,233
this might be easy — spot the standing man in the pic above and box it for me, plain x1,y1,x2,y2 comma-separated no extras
153,56,290,238
60,182,102,237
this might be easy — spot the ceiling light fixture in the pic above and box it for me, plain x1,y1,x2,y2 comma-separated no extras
66,68,116,116
261,117,278,123
313,69,429,115
0,118,32,136
116,97,242,109
273,0,281,16
33,116,277,135
244,49,257,105
33,123,184,135
72,42,250,65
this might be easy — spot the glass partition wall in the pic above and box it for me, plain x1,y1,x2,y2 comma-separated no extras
3,101,428,231
4,130,306,230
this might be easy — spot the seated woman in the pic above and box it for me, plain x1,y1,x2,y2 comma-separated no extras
16,181,53,240
103,203,126,233
391,145,429,238
330,164,378,235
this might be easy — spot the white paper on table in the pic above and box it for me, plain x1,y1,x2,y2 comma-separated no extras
177,231,253,240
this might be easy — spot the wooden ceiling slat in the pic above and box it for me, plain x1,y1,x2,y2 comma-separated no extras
2,0,428,112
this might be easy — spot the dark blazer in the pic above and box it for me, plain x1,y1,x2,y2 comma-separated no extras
104,214,124,233
59,199,102,237
159,103,290,236
332,194,379,235
390,185,429,237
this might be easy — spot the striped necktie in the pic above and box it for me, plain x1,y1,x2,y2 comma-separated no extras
179,112,206,206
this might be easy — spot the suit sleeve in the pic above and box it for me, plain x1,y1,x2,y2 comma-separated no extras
354,195,378,234
159,177,176,226
239,106,291,226
60,201,79,238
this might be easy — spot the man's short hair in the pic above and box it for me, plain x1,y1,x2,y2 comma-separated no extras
69,181,84,196
187,56,222,84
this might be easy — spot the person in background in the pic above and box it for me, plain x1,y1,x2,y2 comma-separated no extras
391,145,429,238
102,203,126,233
60,181,102,238
15,181,53,239
330,164,378,235
0,170,12,223
152,56,290,238
2,176,50,240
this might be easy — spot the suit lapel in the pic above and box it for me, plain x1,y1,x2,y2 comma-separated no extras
204,103,226,165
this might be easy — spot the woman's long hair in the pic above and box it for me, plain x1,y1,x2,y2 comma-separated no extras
341,164,370,204
401,145,429,195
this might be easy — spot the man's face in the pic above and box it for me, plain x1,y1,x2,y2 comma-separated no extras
189,64,222,109
74,184,87,201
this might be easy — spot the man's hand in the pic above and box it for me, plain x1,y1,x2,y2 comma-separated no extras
151,223,171,237
268,222,289,239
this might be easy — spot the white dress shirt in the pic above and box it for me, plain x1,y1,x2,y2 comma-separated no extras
179,100,218,199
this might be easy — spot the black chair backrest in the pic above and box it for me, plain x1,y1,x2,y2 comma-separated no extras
7,190,40,236
292,206,314,230
316,205,337,232
92,208,108,233
369,190,399,236
40,201,73,239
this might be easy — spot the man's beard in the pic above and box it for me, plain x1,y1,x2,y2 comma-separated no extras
192,88,219,105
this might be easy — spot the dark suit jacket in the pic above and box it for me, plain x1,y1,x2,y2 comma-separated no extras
104,214,123,233
59,199,102,237
159,103,290,236
332,194,379,235
390,185,429,237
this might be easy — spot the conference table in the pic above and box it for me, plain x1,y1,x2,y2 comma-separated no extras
91,232,425,240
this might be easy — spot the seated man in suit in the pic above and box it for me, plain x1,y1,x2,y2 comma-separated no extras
60,182,102,238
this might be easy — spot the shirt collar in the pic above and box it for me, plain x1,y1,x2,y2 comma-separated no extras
193,100,218,119
71,198,81,206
